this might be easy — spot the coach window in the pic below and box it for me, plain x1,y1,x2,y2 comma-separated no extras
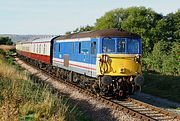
33,44,35,52
37,44,38,53
79,42,81,53
43,44,45,54
58,43,61,52
39,44,41,53
91,42,96,54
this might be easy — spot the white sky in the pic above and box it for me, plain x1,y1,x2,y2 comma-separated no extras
0,0,179,35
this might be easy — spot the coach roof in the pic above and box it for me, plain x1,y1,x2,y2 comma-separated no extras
55,28,140,40
32,37,54,43
17,37,56,44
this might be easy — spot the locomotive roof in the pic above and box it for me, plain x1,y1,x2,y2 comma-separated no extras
55,28,140,40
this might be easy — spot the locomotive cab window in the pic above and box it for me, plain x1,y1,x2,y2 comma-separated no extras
127,39,139,54
102,38,115,53
117,38,126,53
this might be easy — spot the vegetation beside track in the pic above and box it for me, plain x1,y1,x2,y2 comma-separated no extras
142,72,180,103
0,50,91,121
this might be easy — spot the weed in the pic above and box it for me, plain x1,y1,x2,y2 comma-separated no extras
0,57,89,121
142,72,180,103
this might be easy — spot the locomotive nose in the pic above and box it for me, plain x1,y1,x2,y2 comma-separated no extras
97,54,142,76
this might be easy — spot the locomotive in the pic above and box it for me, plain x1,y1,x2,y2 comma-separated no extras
16,29,144,98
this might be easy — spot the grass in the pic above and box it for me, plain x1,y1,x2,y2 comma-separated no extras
0,52,91,121
0,45,15,52
142,71,180,103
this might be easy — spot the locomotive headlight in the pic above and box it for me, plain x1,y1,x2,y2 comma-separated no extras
134,54,141,63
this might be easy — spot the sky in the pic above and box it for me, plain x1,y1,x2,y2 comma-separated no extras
0,0,179,35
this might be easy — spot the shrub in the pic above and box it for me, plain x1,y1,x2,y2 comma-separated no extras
143,41,180,76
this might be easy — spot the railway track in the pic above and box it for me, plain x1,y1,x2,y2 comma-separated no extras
16,57,180,121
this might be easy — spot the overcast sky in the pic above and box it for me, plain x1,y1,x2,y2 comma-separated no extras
0,0,179,35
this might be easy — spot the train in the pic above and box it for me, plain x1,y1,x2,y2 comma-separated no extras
16,29,144,98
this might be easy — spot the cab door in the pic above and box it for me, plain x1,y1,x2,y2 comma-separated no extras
90,38,98,77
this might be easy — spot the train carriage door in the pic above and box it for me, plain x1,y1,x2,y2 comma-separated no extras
90,38,98,77
81,41,90,63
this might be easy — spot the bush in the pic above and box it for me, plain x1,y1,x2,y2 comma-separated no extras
143,41,180,75
0,37,13,45
162,42,180,75
143,72,180,102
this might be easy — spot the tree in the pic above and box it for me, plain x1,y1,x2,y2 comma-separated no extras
0,37,13,45
72,25,94,33
65,31,71,35
162,42,180,75
155,10,180,43
94,8,126,30
94,7,163,55
149,41,171,71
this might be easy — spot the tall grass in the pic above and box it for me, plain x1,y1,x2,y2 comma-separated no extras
0,57,86,121
142,72,180,103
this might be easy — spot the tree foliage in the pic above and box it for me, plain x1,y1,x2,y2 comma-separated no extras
155,10,180,42
73,25,94,33
144,41,180,75
65,25,93,35
0,37,13,45
94,7,163,54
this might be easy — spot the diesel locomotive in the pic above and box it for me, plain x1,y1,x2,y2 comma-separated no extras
16,29,144,98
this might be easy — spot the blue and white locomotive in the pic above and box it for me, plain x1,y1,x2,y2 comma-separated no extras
17,29,144,98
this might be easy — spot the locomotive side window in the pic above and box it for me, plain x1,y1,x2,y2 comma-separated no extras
58,43,61,52
102,38,115,53
54,43,56,52
72,43,75,53
79,42,81,54
117,38,126,53
91,42,96,54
